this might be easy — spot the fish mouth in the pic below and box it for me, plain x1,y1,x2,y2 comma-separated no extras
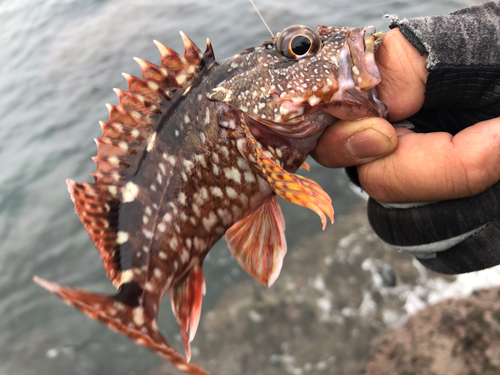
324,26,387,120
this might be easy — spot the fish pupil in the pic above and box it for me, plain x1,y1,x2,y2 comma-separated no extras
290,35,311,55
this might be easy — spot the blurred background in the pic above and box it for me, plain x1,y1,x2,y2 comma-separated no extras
1,0,497,374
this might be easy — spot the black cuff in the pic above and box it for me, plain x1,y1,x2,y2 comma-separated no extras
367,181,500,274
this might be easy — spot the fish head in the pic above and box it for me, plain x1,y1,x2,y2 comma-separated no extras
210,24,387,139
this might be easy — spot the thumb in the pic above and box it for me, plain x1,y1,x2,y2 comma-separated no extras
311,117,397,168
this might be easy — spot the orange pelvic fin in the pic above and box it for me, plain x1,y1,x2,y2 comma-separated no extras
33,276,208,375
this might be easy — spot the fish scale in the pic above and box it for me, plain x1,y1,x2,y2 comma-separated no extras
34,23,388,374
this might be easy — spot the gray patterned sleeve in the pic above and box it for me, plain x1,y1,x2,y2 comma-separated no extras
388,1,500,115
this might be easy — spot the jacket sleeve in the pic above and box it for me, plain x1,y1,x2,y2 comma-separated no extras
391,1,500,132
363,2,500,274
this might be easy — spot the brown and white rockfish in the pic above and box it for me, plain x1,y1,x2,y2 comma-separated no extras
34,23,387,374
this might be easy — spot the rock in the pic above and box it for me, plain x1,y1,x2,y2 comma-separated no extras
362,287,500,375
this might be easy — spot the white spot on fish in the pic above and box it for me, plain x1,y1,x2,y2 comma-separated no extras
217,208,232,226
109,156,119,165
195,154,207,169
204,108,210,124
143,229,153,239
169,237,179,249
180,248,190,263
157,222,166,232
226,186,238,199
186,238,192,249
203,211,218,232
153,268,162,278
192,204,201,217
308,95,321,106
193,237,205,251
200,187,208,201
211,186,223,198
108,185,118,196
220,146,229,159
147,132,157,152
224,167,241,184
116,231,129,244
352,66,360,75
194,192,204,206
133,307,145,326
165,154,176,165
182,85,191,96
159,163,166,175
184,114,190,123
158,251,167,260
237,158,249,170
182,159,194,171
120,270,134,284
176,74,187,85
178,192,186,205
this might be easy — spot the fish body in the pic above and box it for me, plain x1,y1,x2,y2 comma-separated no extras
34,24,387,375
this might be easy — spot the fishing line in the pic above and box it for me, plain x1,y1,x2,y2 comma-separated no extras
249,0,274,38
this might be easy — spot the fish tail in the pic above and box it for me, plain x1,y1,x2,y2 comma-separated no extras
33,276,208,375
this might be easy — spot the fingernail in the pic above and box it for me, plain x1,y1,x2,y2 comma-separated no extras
345,128,393,159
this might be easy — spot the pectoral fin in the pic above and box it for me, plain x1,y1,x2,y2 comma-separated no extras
226,195,287,286
242,123,334,229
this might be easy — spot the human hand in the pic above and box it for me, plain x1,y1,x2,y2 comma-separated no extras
312,29,500,202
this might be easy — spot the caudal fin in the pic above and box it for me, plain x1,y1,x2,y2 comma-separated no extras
33,276,208,375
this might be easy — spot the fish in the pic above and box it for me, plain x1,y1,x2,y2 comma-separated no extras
34,23,387,375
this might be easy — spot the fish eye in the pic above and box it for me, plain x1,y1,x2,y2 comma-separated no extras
276,26,321,60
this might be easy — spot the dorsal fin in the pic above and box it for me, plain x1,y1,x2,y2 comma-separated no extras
93,34,215,187
71,35,216,286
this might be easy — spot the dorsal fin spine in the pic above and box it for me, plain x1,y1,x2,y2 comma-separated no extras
204,38,215,62
179,31,202,67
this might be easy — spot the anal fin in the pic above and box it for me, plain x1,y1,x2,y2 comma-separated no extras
170,264,206,362
226,195,287,286
242,122,334,229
